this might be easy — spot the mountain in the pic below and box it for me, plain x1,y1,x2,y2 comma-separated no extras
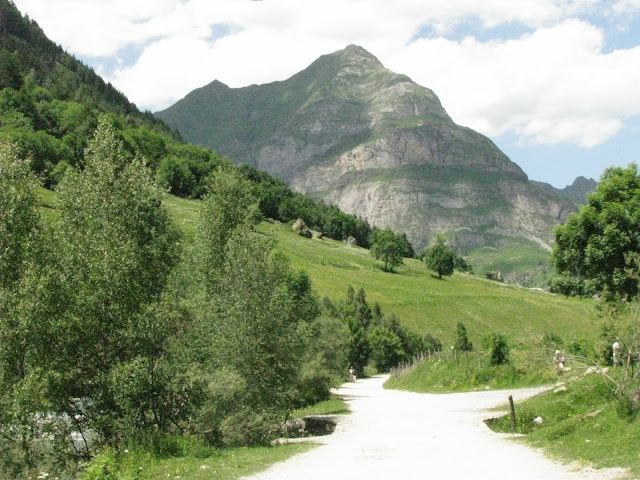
532,176,597,205
0,3,377,246
157,45,576,255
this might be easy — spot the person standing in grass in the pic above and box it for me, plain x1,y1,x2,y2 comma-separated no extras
613,339,621,369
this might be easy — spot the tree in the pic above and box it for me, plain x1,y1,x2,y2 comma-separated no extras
423,333,443,353
455,322,473,353
484,333,510,366
197,167,262,290
369,327,405,371
551,164,640,301
424,237,455,279
0,141,56,471
370,228,404,272
51,118,181,442
346,316,371,377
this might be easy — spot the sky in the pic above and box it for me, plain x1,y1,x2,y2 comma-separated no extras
11,0,640,188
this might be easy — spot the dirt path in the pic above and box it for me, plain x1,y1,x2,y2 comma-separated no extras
243,375,629,480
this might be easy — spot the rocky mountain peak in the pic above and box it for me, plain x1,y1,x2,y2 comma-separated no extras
156,45,575,255
333,44,384,70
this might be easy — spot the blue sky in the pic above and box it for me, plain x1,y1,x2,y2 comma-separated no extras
12,0,640,188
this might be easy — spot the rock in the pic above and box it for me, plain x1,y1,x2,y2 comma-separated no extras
553,385,568,394
292,218,312,238
311,230,324,239
533,416,544,425
345,236,357,246
584,366,609,376
585,409,602,419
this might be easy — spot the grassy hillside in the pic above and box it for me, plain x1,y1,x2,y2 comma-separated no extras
260,221,596,345
37,188,599,346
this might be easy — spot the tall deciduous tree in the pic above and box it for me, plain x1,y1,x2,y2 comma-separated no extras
551,164,640,301
197,167,261,291
52,118,181,439
192,168,313,423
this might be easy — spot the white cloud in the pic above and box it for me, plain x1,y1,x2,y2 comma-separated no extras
11,0,640,148
613,0,640,14
389,19,640,146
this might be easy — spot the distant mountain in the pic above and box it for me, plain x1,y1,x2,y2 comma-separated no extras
157,45,576,254
532,176,597,205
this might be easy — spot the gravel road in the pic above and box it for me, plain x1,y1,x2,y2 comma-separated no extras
243,375,630,480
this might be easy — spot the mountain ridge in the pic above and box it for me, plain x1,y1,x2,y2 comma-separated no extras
532,176,597,205
156,45,576,255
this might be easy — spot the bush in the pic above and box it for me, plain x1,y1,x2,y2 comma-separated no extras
292,360,333,408
80,448,120,480
219,408,277,447
423,333,442,352
485,333,510,366
369,327,405,372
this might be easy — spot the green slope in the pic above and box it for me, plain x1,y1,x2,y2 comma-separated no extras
263,221,597,345
37,189,598,346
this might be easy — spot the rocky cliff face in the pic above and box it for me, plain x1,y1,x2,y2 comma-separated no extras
156,45,576,253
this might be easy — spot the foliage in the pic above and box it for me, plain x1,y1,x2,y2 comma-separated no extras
369,326,405,371
219,408,278,447
551,164,640,301
51,118,182,442
370,227,406,272
483,332,511,366
424,237,455,279
486,371,640,477
454,322,473,352
453,254,472,272
237,164,373,247
321,286,424,375
423,333,443,353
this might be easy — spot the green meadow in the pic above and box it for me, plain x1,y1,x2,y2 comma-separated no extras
40,187,596,352
262,220,598,347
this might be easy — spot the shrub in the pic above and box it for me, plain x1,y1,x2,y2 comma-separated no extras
423,333,443,353
369,327,405,371
80,448,120,480
219,408,277,447
485,333,510,366
292,359,333,408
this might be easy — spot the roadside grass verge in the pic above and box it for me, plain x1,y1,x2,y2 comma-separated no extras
384,352,557,392
486,370,640,477
83,439,316,480
292,394,350,417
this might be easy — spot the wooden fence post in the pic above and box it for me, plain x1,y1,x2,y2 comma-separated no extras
508,395,516,433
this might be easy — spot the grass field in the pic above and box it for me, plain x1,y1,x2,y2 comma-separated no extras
38,187,598,350
261,220,598,348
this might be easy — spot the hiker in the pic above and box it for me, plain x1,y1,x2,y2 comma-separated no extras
553,350,565,373
613,340,620,369
349,366,357,382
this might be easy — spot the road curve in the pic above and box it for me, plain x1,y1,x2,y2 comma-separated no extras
243,375,628,480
